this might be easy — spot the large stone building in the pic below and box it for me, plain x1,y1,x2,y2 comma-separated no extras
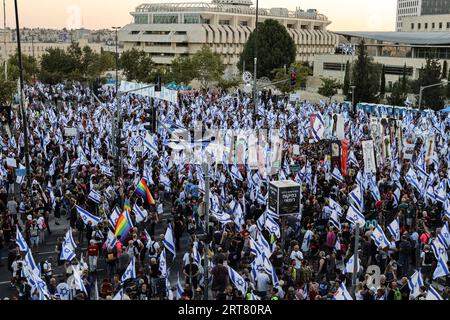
396,0,450,31
118,0,338,75
402,14,450,31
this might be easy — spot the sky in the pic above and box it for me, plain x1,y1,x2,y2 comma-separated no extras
5,0,397,31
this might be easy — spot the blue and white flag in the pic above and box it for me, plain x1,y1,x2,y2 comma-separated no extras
408,270,424,299
405,167,421,192
437,222,450,249
431,237,447,261
433,255,449,279
176,275,184,300
76,205,102,226
348,151,359,167
426,286,443,301
393,188,401,208
109,207,121,230
64,228,77,251
159,249,168,278
112,288,124,300
344,254,361,274
264,215,281,238
72,267,87,294
371,225,390,249
334,282,353,300
331,167,344,183
60,239,76,261
228,266,247,295
249,292,261,300
367,174,381,202
329,210,341,230
121,257,136,283
163,223,176,259
435,180,447,204
349,186,363,212
132,205,148,224
311,112,325,142
88,189,101,204
22,250,40,278
16,225,29,252
334,236,341,252
328,198,343,217
346,203,365,227
387,218,400,241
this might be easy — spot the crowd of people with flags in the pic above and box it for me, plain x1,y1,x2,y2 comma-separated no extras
0,81,449,301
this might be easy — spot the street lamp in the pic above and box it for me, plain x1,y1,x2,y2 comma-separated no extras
112,26,121,178
252,0,259,102
418,79,448,110
14,0,32,198
351,85,356,110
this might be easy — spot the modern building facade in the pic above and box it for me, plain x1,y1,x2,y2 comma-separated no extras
402,14,450,31
396,0,450,31
118,0,338,76
313,32,450,85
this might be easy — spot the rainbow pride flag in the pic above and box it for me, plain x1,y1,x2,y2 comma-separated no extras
135,178,156,205
114,210,134,241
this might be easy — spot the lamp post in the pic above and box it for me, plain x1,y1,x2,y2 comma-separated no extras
418,79,448,110
351,85,356,111
252,0,259,102
112,26,121,178
3,0,7,80
14,0,32,198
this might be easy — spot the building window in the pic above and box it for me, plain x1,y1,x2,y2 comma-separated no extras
175,31,187,35
314,26,320,30
219,20,230,25
424,23,428,29
130,31,140,35
176,42,189,47
432,22,435,28
323,62,345,71
447,22,450,29
184,14,200,24
411,23,414,29
384,65,413,76
439,22,443,29
418,23,421,29
153,14,178,24
239,21,248,26
134,14,149,24
301,25,308,29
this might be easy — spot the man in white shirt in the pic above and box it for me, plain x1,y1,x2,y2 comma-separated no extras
147,237,161,260
255,270,272,300
290,245,304,271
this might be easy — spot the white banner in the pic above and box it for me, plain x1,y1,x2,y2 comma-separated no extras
64,128,77,137
403,142,415,160
362,140,376,173
119,81,177,104
289,94,301,102
334,115,345,140
424,135,435,166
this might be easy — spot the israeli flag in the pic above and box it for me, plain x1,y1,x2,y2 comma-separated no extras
112,288,124,300
334,282,353,300
334,236,341,252
76,205,102,226
393,188,401,208
60,239,76,261
16,225,29,252
408,271,424,299
329,210,341,230
22,250,40,278
371,225,390,249
88,189,101,204
435,180,447,204
121,257,136,283
255,232,273,258
387,218,400,241
349,186,363,212
344,254,362,274
331,168,344,183
328,198,343,217
346,203,365,227
264,215,281,238
311,112,325,142
72,267,87,294
230,165,244,181
105,230,117,249
163,223,176,259
433,255,449,280
228,266,247,295
176,275,184,300
133,205,148,224
431,237,447,261
368,174,381,202
159,249,168,278
405,167,421,192
249,292,261,300
109,207,121,230
437,222,450,249
426,185,437,204
348,150,359,167
426,286,443,301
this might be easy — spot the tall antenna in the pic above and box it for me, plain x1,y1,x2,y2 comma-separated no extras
3,0,7,80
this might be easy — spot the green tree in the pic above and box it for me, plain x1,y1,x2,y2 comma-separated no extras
119,48,154,83
343,60,350,98
40,48,75,83
217,77,241,92
418,58,445,110
238,19,296,79
0,79,16,104
191,45,224,89
387,79,407,106
168,55,196,85
7,53,39,83
351,40,381,103
380,65,386,97
272,62,310,93
318,77,341,101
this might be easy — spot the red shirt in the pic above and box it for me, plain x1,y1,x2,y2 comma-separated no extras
87,244,99,256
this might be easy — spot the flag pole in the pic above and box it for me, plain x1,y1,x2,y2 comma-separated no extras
351,222,360,298
203,162,210,300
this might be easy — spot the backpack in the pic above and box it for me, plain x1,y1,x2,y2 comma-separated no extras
424,252,434,265
148,241,157,256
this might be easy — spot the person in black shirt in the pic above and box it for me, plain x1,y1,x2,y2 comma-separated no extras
183,261,199,289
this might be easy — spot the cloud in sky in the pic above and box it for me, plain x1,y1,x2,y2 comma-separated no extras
8,0,396,31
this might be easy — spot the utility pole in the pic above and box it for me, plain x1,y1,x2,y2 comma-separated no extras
3,0,7,80
203,162,210,300
14,0,31,198
252,0,259,102
112,26,121,179
352,222,360,297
